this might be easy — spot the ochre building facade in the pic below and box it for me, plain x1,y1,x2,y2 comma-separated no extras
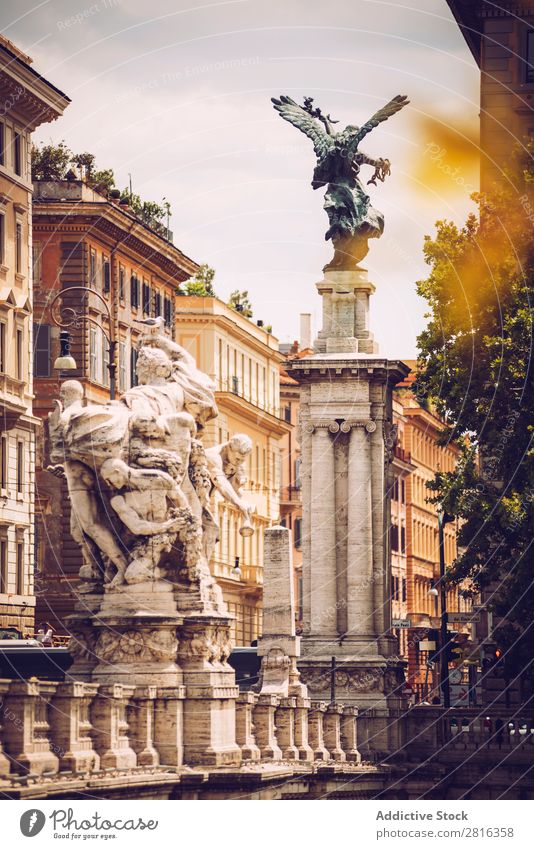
0,37,69,633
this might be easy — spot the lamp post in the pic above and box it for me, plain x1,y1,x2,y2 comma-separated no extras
49,286,117,400
437,504,453,709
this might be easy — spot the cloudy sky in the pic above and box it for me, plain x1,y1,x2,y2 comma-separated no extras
2,0,480,356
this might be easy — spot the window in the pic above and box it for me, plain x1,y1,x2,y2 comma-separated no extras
526,30,534,83
142,282,151,315
90,249,97,288
0,320,5,372
16,440,23,494
231,375,239,394
14,132,21,176
294,517,302,549
284,404,291,423
130,345,138,387
130,274,139,308
295,457,302,490
0,435,7,490
33,323,50,377
402,577,407,603
32,243,42,284
16,541,24,594
0,537,7,593
119,341,127,392
102,334,109,387
15,221,22,273
390,524,399,552
103,256,110,293
16,327,23,380
163,296,172,328
89,327,98,381
119,265,125,301
0,122,4,166
0,213,5,265
154,291,162,317
401,526,406,554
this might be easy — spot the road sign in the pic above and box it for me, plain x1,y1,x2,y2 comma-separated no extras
392,619,411,629
447,612,481,624
450,683,469,706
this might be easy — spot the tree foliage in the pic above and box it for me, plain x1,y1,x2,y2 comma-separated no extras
228,289,253,318
31,142,170,235
416,144,534,683
180,264,217,297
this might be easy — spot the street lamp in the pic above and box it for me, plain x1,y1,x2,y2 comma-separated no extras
437,503,454,709
49,286,117,400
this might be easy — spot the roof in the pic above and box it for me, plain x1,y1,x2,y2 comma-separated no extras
445,1,483,65
0,33,70,102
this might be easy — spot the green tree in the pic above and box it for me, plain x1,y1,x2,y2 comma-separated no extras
180,264,217,297
416,146,534,686
228,289,253,318
31,140,71,180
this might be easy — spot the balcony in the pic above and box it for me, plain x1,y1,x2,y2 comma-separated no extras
279,484,301,505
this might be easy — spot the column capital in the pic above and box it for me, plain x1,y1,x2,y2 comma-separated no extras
305,418,376,434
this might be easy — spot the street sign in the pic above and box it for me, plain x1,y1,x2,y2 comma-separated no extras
450,683,469,706
392,619,411,629
447,612,481,624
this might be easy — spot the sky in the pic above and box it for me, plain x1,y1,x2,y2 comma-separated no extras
2,0,480,357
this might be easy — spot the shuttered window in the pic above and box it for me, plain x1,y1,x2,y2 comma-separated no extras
33,323,51,377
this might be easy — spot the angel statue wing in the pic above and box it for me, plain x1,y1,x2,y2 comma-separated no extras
271,95,334,164
343,94,409,157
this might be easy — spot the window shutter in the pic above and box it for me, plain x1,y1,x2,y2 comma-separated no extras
33,323,51,377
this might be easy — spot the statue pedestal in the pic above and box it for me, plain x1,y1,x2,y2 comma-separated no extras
288,347,409,755
315,270,378,355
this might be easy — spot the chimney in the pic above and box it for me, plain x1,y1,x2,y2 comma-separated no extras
300,313,312,350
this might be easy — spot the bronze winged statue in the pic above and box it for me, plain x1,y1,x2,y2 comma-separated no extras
271,94,409,271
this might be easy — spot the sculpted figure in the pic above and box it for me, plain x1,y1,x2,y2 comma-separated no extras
47,380,128,590
124,411,195,487
137,318,218,430
100,458,200,585
205,434,254,536
272,93,409,269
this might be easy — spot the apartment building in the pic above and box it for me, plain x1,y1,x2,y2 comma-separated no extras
0,36,69,632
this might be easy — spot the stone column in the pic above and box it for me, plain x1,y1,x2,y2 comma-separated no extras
275,697,299,760
50,681,100,773
293,697,314,761
253,694,282,760
346,423,374,642
308,701,329,761
324,703,346,762
340,706,361,763
3,681,59,775
90,684,137,770
235,692,260,761
154,686,185,767
309,426,338,637
128,687,159,766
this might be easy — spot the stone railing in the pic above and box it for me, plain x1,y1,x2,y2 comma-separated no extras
0,678,361,786
401,706,534,766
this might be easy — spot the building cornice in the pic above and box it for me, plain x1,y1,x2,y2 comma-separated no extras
32,203,198,282
216,391,292,437
176,307,283,360
0,46,70,129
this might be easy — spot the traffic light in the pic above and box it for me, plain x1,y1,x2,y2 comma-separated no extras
482,645,503,670
444,639,463,664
